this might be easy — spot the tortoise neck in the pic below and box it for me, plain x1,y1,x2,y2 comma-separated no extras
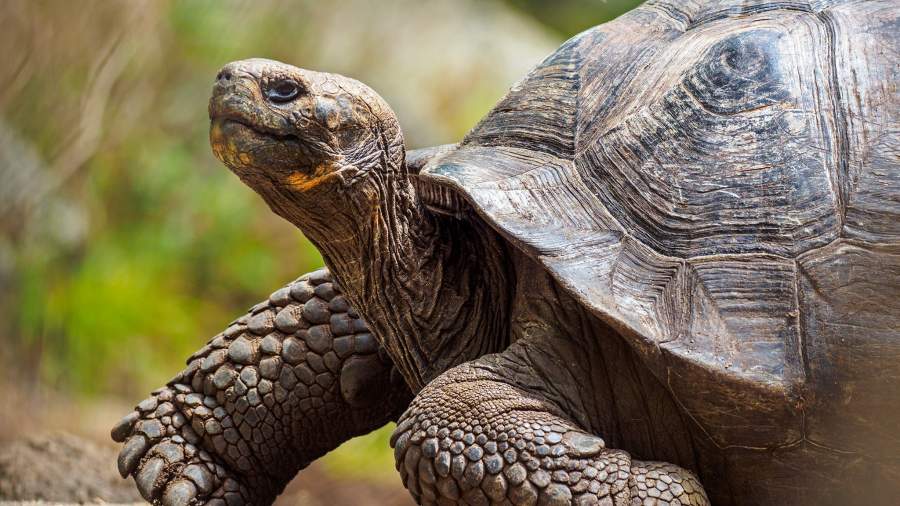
307,171,512,391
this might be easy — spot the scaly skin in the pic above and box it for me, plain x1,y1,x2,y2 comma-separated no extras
391,347,709,506
111,268,411,505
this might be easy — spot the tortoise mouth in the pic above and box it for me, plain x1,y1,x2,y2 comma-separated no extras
209,116,299,151
209,117,307,178
209,115,301,145
210,117,358,196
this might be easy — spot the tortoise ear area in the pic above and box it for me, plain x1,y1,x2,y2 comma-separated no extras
315,98,342,131
312,95,382,155
314,95,361,132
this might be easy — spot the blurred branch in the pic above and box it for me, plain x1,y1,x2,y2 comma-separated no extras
30,7,146,217
40,32,129,189
0,1,153,237
0,1,37,109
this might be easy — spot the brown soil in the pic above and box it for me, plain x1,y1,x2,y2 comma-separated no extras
0,432,411,506
0,432,141,503
277,467,413,506
0,384,411,505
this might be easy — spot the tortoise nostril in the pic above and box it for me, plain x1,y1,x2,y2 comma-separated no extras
216,69,233,83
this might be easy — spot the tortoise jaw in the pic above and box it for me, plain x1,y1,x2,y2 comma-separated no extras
209,117,306,179
210,115,300,146
209,117,360,201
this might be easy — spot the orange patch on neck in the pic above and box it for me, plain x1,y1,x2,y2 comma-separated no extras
286,164,334,191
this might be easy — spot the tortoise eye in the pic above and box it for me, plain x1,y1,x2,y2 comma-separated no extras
265,79,302,103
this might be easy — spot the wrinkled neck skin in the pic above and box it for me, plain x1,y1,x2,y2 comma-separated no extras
270,133,511,392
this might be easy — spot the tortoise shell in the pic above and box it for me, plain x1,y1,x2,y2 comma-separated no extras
420,0,899,471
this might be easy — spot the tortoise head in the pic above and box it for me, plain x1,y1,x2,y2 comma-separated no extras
208,58,405,224
208,59,511,389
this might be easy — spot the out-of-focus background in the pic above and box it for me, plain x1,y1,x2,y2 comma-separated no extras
0,0,641,503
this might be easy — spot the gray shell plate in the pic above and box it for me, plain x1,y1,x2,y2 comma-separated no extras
421,0,900,457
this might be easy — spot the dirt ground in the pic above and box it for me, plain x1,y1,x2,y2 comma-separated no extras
0,432,142,503
0,385,411,506
0,432,411,506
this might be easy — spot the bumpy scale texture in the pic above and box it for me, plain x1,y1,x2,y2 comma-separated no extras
112,269,409,505
391,363,708,506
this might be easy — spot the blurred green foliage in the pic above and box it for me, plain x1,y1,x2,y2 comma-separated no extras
4,1,330,397
0,0,640,484
506,0,642,36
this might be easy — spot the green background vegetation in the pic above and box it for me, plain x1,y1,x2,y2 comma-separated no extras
0,0,641,496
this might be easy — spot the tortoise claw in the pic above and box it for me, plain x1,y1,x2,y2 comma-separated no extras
112,382,263,505
162,479,199,506
117,434,150,478
182,463,215,495
111,410,140,442
135,456,167,501
126,435,250,505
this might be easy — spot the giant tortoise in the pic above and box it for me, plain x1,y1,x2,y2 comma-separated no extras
112,0,900,504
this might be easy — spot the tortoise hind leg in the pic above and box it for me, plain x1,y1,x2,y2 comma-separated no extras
391,345,708,505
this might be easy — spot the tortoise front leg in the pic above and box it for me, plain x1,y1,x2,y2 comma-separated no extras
391,343,708,505
111,268,411,505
